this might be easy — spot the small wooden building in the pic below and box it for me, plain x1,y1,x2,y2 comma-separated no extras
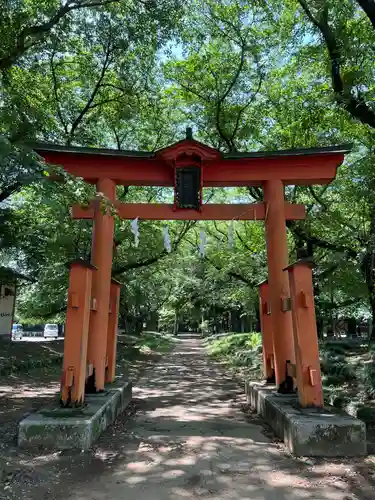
0,267,29,336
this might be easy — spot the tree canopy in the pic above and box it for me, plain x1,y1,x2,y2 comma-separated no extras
2,0,375,336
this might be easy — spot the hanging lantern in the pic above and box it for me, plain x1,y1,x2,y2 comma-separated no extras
173,146,202,211
175,165,201,210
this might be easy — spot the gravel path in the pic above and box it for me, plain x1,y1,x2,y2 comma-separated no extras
58,334,375,500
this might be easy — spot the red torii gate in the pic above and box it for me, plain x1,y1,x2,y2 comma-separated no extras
34,133,349,408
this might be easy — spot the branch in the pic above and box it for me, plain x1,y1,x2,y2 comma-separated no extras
230,70,264,143
308,186,329,210
113,253,167,275
287,220,358,258
316,262,339,280
0,182,23,202
298,0,375,128
318,297,361,311
178,83,210,102
112,125,135,150
119,186,129,200
357,0,375,29
50,52,69,136
291,185,299,202
38,305,67,319
151,128,165,152
246,186,263,201
235,229,252,251
205,256,254,286
185,236,254,286
87,97,121,111
99,82,128,93
0,0,119,72
215,42,247,151
67,39,113,143
113,128,123,150
305,186,364,237
213,221,228,240
113,221,195,275
206,6,246,45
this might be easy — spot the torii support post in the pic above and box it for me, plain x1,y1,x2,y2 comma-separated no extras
86,178,116,393
263,179,295,390
286,260,324,408
258,282,275,382
61,260,96,407
105,279,122,384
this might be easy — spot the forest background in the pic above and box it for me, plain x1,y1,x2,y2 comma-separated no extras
1,0,375,338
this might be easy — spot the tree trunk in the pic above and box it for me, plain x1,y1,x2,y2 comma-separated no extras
316,315,324,339
369,295,375,343
173,310,178,335
360,213,375,344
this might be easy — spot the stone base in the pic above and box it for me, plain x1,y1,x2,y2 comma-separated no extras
18,379,132,450
245,381,366,457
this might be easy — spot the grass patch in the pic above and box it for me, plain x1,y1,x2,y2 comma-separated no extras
116,331,175,381
207,332,261,356
318,341,375,422
137,331,175,354
209,334,375,434
0,331,174,378
118,331,175,360
0,337,63,377
206,332,263,379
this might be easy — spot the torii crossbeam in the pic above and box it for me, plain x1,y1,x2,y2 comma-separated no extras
71,202,306,221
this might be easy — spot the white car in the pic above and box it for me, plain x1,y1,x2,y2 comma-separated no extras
43,324,59,339
12,324,23,341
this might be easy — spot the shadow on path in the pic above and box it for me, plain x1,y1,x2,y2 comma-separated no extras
67,335,374,500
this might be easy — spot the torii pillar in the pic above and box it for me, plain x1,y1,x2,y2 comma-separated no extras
264,179,295,389
86,178,116,392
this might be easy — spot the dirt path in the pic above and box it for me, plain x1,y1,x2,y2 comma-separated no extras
0,344,157,499
43,334,372,500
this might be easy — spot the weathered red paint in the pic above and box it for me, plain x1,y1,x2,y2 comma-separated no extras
61,261,95,407
286,261,324,408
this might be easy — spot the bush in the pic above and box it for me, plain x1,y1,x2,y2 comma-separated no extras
323,344,347,356
321,352,356,384
323,374,350,386
207,332,261,358
137,332,174,353
199,320,210,335
157,308,176,333
357,406,375,424
233,349,261,366
206,332,263,378
325,385,350,408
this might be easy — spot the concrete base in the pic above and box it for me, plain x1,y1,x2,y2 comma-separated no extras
18,379,132,450
245,381,367,457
